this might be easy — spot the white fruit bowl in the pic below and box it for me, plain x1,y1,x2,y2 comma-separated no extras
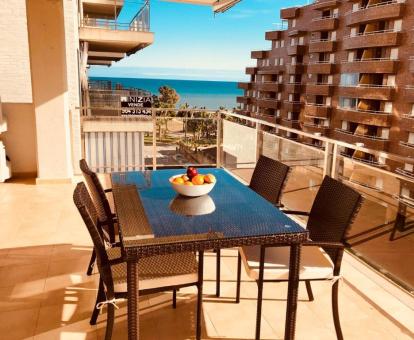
169,174,216,197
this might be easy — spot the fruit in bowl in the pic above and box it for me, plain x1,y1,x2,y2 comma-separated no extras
170,167,216,197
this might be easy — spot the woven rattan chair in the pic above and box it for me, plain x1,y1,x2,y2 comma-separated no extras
79,159,117,275
236,176,362,340
215,155,290,297
74,182,203,340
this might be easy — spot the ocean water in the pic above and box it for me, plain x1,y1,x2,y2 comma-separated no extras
90,77,242,109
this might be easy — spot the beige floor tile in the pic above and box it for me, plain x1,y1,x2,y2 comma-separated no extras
0,307,39,340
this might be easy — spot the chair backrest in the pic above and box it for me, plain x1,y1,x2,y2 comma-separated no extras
307,176,363,266
249,155,290,206
73,182,115,295
79,159,112,224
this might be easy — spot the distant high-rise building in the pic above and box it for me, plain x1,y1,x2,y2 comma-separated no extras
237,0,413,179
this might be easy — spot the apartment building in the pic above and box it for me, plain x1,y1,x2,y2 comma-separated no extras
237,0,413,179
0,0,239,182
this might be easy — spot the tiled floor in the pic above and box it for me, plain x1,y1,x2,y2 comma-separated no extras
0,178,413,339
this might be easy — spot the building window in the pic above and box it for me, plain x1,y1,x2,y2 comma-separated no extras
339,97,357,109
340,73,359,86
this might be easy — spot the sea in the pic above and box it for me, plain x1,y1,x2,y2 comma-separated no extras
90,77,243,110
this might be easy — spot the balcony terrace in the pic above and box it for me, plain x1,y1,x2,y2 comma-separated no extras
286,63,305,74
345,1,405,26
341,58,398,73
237,82,251,90
256,65,285,74
281,118,301,129
306,83,333,96
82,0,124,18
343,30,401,50
287,45,306,56
337,85,395,101
309,39,336,53
307,61,335,74
303,122,330,134
236,96,251,105
401,114,414,132
2,108,414,339
312,0,340,10
283,100,303,111
335,107,392,127
79,1,153,56
256,98,281,109
245,67,257,75
285,82,302,93
334,128,390,150
304,104,331,118
253,82,282,92
404,86,414,102
265,30,281,41
310,16,338,31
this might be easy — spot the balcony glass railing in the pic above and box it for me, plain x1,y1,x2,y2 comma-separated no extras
81,0,150,32
74,107,414,295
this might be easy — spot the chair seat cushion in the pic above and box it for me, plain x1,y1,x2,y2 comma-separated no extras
110,252,198,292
239,245,334,281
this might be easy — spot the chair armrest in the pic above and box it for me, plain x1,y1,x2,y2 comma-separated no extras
104,188,113,193
303,241,344,249
282,210,310,216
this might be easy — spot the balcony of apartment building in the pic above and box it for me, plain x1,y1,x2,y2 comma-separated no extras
312,0,340,10
396,163,414,180
338,84,394,101
340,147,387,168
345,1,405,26
251,50,267,59
79,1,153,56
343,29,401,50
306,83,333,96
286,63,305,74
280,6,299,19
253,82,282,92
245,67,257,75
281,117,301,129
236,96,251,105
283,100,303,111
256,98,281,110
341,58,398,73
309,39,337,53
304,103,332,118
265,30,282,41
400,114,414,132
334,127,390,150
82,0,124,19
310,15,338,31
285,82,302,93
237,82,251,90
251,110,279,124
287,44,306,56
303,121,330,134
257,65,285,75
335,106,392,127
404,86,414,102
307,61,335,74
288,29,306,37
3,105,414,340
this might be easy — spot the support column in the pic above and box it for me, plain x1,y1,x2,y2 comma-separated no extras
26,0,73,182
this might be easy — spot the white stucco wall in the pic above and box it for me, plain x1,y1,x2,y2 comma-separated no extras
0,0,32,103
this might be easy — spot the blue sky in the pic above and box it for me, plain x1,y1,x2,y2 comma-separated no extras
89,0,308,81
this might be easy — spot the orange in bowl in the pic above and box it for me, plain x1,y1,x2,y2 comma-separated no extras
192,174,205,185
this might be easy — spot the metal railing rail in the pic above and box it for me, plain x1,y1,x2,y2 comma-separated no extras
346,0,400,14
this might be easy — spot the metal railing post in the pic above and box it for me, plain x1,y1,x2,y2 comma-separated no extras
152,109,157,170
216,112,222,168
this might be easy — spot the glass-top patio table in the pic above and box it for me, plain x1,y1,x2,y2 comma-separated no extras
111,168,308,340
